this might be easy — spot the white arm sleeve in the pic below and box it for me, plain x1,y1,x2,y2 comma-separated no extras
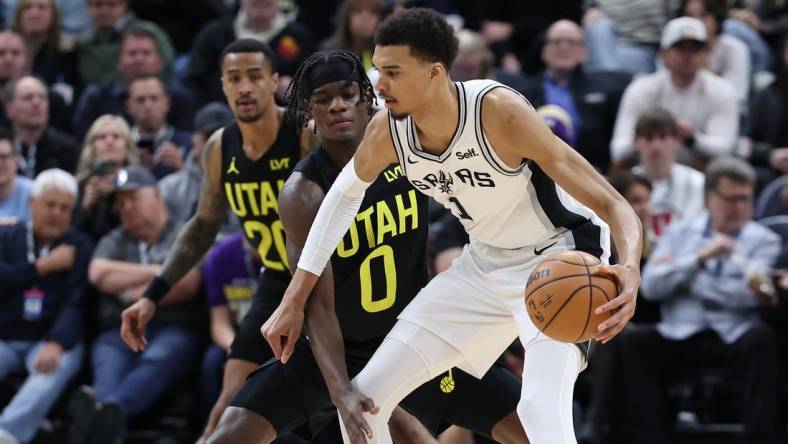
297,157,373,276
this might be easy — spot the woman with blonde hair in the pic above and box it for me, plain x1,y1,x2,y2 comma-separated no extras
74,114,140,240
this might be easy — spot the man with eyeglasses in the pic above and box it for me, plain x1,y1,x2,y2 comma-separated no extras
519,19,631,172
621,157,782,444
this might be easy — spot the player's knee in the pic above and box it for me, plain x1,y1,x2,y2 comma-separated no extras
207,406,276,444
491,410,529,444
516,391,573,443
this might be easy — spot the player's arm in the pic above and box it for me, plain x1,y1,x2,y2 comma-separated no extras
120,130,228,351
482,88,642,343
262,111,397,363
156,130,228,290
279,172,378,442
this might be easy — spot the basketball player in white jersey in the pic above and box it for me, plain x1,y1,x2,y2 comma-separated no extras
262,8,642,444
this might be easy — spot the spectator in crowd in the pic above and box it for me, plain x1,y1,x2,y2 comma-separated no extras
447,29,529,93
125,74,190,179
583,0,673,74
0,29,28,90
3,1,91,41
0,169,91,444
73,25,196,141
294,0,345,43
680,0,752,104
765,236,788,393
520,19,632,171
73,114,138,241
74,166,203,443
624,157,782,444
453,0,583,74
0,130,32,221
159,101,237,234
5,76,79,178
631,107,705,238
449,29,496,82
11,0,77,88
321,0,383,70
199,230,261,419
75,0,174,86
609,169,661,321
726,1,782,71
0,28,70,134
747,34,788,190
611,17,739,166
126,0,227,56
183,0,315,105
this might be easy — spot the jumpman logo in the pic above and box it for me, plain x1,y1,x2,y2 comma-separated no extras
227,156,240,175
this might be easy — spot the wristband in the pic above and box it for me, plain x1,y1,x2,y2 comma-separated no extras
142,276,171,304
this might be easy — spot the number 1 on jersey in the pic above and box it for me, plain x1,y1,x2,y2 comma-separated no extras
448,197,473,221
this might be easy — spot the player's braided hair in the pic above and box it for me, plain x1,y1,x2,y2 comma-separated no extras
285,50,376,132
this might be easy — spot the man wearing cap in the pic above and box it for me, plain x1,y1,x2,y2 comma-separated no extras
75,166,204,443
158,101,238,234
610,16,739,167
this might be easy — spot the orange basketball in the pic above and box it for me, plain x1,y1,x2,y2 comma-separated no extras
525,250,618,343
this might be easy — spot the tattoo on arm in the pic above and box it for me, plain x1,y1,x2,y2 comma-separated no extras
160,132,228,285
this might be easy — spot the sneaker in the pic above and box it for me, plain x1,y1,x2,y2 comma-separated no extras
0,429,20,444
68,385,99,444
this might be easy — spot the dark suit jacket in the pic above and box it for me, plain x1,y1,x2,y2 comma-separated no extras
15,127,81,177
520,68,632,172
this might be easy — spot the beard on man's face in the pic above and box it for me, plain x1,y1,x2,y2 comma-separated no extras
237,112,263,123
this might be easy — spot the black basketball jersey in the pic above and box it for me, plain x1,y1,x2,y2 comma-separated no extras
294,148,429,342
221,120,300,280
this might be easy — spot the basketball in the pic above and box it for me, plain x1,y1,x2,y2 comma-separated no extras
525,251,619,343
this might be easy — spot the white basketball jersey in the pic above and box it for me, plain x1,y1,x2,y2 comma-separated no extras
388,79,609,252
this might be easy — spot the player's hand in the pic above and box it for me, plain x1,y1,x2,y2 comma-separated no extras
260,297,304,364
261,269,319,363
334,386,379,444
593,263,640,343
120,297,156,352
34,341,63,374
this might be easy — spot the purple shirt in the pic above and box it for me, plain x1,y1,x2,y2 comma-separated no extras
202,231,261,325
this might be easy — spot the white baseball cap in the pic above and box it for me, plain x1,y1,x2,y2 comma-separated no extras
661,17,708,50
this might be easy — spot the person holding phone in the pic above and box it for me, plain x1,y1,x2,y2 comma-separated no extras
125,75,192,180
73,115,141,241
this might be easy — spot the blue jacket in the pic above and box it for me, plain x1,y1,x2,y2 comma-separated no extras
0,222,93,349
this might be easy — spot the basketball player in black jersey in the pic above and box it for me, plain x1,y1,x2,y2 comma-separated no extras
118,39,312,441
206,50,528,444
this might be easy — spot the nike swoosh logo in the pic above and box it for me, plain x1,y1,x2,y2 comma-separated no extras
534,242,557,256
407,156,418,164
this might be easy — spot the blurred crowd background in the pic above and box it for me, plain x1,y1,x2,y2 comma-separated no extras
1,0,788,443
